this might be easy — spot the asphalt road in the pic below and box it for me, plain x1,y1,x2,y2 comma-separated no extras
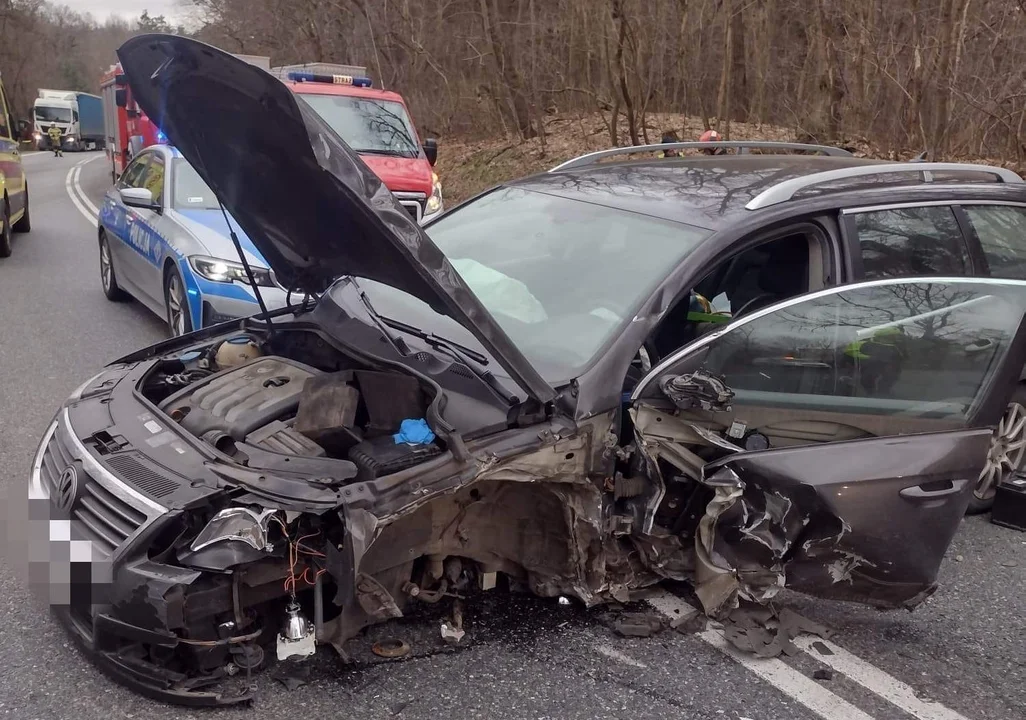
0,151,1023,720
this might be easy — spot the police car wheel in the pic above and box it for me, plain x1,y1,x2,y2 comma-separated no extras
164,268,193,337
0,204,12,258
98,232,126,301
970,385,1026,515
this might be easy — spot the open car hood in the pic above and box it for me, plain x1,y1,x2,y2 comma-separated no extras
117,35,555,405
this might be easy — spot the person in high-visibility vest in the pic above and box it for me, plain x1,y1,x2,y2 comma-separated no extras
47,123,63,157
844,325,907,395
657,130,681,158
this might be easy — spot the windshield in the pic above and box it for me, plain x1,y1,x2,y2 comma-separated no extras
341,187,709,381
35,105,71,123
172,159,222,210
298,94,420,158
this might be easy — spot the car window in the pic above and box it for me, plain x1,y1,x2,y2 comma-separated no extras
299,94,420,158
0,83,11,139
346,186,711,381
118,155,150,189
172,158,221,210
854,206,970,279
141,154,166,206
962,205,1026,279
669,280,1026,424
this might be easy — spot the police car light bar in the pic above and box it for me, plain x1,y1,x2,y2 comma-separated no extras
287,71,372,87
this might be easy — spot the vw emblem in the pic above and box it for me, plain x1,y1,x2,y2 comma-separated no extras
54,465,80,513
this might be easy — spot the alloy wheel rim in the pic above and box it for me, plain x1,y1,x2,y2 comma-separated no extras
978,401,1026,501
100,241,112,291
168,276,185,336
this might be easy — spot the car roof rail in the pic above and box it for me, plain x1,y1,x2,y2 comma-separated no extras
745,162,1025,210
548,141,853,172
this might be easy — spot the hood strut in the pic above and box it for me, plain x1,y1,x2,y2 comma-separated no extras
218,199,275,337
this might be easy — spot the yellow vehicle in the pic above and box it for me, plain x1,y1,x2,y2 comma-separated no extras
0,70,31,257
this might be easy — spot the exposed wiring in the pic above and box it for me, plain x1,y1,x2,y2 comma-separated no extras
272,516,326,596
177,627,262,647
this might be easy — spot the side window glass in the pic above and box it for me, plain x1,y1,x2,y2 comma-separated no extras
854,207,969,279
962,205,1026,279
678,281,1025,423
118,156,150,190
0,84,11,139
142,156,165,206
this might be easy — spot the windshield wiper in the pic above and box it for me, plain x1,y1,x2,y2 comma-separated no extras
343,279,518,405
357,148,416,158
380,316,521,406
346,278,412,356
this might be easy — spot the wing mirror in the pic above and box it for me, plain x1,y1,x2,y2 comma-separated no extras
423,138,438,166
120,187,159,211
115,89,127,108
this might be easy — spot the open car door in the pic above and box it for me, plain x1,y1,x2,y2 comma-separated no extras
630,277,1026,615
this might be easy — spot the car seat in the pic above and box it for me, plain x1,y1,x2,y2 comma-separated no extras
732,236,810,317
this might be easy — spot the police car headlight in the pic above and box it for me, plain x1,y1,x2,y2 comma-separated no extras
190,255,275,287
425,172,444,216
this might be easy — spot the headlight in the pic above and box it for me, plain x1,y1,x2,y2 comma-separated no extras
190,255,275,287
425,172,443,216
65,135,76,142
190,507,277,552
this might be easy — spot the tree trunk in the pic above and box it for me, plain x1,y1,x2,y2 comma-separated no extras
715,0,733,134
478,0,536,138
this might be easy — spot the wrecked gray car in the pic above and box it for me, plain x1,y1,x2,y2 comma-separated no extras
25,35,1026,705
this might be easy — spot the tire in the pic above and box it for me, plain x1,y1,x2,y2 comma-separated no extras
13,185,31,233
0,201,12,258
969,385,1026,514
98,231,127,301
164,266,194,337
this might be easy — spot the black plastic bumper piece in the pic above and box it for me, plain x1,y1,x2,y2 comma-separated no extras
52,606,255,707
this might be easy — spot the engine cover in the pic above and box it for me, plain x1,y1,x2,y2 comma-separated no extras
160,357,322,440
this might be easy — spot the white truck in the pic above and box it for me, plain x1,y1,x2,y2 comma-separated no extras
32,89,105,151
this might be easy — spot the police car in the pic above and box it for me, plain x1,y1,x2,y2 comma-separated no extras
97,144,287,335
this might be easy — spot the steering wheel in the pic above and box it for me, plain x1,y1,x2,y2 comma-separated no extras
732,293,779,319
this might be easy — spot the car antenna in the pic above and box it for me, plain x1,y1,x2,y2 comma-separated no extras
216,198,276,338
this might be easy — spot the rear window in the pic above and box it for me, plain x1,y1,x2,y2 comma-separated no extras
962,205,1026,279
298,94,420,158
854,206,970,279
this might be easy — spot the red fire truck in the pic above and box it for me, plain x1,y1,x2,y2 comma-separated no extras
100,63,162,182
272,63,443,224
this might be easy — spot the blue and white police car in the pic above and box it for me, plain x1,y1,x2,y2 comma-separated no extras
97,144,288,335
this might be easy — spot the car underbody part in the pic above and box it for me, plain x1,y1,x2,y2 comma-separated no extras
371,638,411,658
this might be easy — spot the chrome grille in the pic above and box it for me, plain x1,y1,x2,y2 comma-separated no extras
395,191,427,223
43,428,147,557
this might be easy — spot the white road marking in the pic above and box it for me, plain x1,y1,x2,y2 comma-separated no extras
646,590,874,720
592,643,648,668
64,155,102,227
794,636,969,720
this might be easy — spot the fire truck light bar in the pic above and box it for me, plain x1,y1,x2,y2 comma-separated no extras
287,71,372,87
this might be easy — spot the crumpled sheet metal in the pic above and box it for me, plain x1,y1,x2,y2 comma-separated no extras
694,465,807,617
722,604,834,658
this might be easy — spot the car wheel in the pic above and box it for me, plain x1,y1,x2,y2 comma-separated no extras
970,386,1026,514
99,231,127,301
13,186,30,233
0,202,12,258
164,266,194,337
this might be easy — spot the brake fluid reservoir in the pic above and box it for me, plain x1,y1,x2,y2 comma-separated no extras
215,336,263,369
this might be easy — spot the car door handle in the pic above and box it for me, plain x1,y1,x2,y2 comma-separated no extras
899,478,968,501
